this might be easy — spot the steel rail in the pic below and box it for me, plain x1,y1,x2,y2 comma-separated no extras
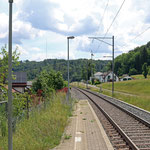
74,87,140,150
81,88,150,129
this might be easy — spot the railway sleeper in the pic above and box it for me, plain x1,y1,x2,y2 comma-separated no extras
133,139,150,143
127,133,150,136
114,143,129,149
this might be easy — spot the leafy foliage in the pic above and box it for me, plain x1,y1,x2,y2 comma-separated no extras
142,63,148,78
0,45,20,84
112,41,150,76
13,59,110,81
32,70,64,96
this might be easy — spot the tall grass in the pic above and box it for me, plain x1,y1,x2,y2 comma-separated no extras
0,92,72,150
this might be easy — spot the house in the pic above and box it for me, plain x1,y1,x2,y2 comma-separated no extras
94,71,119,83
120,74,132,81
12,72,27,93
94,72,103,81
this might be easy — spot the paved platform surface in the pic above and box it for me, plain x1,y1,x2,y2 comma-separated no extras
52,100,114,150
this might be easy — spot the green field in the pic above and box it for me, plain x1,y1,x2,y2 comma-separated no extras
101,78,150,97
131,74,150,80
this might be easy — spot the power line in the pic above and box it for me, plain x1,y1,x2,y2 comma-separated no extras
132,26,150,41
91,0,110,48
103,0,126,38
117,26,150,52
97,0,126,50
97,0,110,34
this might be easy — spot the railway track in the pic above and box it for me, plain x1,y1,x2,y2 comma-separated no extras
72,87,150,150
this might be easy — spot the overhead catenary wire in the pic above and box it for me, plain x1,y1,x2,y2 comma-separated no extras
97,0,126,50
117,26,150,53
96,0,110,35
132,26,150,41
90,0,110,49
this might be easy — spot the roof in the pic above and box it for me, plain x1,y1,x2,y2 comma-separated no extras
94,72,103,76
13,72,27,83
102,71,112,77
1,85,16,93
122,74,130,78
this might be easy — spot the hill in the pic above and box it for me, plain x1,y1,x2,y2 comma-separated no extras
13,59,110,81
112,41,150,76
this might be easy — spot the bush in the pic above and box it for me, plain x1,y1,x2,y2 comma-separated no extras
94,79,101,85
88,81,92,84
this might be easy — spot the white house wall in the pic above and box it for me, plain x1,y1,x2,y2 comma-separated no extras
94,72,119,83
105,73,119,82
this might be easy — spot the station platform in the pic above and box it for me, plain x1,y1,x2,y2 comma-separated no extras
52,100,113,150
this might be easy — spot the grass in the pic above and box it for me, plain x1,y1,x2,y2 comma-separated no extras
0,92,72,150
71,78,150,112
131,74,150,80
102,90,150,112
101,78,150,97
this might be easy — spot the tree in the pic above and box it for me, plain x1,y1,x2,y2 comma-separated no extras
129,68,137,76
81,66,87,81
148,66,150,75
140,47,148,65
0,45,20,84
142,63,148,78
32,70,64,96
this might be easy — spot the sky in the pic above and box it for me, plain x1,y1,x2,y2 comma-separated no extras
0,0,150,61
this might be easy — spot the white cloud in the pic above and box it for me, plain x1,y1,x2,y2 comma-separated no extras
1,0,150,61
0,12,44,44
17,0,101,36
15,44,29,55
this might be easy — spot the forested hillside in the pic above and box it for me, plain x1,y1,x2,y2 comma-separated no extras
113,41,150,76
13,59,110,81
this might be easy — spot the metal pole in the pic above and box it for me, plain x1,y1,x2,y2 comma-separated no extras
67,38,69,101
86,60,88,89
91,52,92,77
112,36,114,96
8,0,13,150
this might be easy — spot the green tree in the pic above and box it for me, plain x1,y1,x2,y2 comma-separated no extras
129,68,137,76
148,66,150,75
81,66,87,81
32,70,64,96
140,47,148,65
142,63,148,78
0,45,20,84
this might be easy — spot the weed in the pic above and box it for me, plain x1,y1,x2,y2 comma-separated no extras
64,133,72,140
90,120,95,123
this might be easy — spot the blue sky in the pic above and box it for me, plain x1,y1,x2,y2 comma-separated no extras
1,0,150,61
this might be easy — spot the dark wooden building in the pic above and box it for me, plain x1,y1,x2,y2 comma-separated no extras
12,72,27,93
